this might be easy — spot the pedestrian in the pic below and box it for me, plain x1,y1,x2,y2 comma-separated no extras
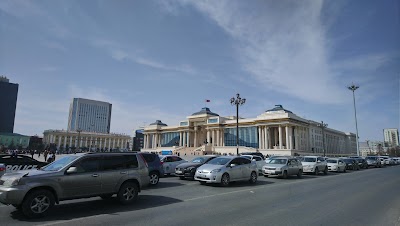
44,150,48,162
47,152,53,163
30,150,34,159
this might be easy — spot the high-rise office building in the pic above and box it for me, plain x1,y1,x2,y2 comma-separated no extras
383,128,399,147
68,98,112,134
0,76,19,133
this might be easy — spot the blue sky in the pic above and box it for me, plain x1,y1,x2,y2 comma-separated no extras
1,0,399,142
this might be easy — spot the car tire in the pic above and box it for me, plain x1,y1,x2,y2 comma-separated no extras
21,189,55,218
314,167,319,175
100,194,113,199
324,167,328,175
249,171,257,184
297,170,302,178
343,168,346,173
117,182,138,205
282,170,288,179
221,173,230,187
149,172,160,186
179,176,185,180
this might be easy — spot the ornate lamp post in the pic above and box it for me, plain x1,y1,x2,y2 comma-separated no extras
348,84,360,156
230,93,246,156
317,121,328,157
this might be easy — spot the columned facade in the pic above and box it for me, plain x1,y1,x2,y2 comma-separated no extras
142,106,357,156
43,130,131,152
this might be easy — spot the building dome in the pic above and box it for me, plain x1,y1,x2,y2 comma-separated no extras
149,120,167,126
266,105,293,113
191,107,219,116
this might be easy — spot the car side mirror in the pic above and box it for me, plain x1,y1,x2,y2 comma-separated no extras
230,164,237,167
66,166,78,175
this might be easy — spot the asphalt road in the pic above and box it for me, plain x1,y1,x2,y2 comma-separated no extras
1,165,399,226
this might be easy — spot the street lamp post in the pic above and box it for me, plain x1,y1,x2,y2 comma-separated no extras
317,121,328,157
348,84,360,156
230,93,246,156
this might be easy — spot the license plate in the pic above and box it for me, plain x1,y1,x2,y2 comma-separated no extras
176,170,182,174
198,174,207,178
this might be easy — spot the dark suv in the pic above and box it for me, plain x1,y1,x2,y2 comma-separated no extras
138,152,164,185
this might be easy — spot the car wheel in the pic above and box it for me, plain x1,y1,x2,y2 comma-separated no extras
297,170,302,178
314,167,319,175
117,182,138,205
179,176,185,180
149,172,160,185
282,170,288,179
221,173,230,187
21,189,55,218
343,168,346,173
249,171,257,184
324,167,328,175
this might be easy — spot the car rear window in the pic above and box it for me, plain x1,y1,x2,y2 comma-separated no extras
302,158,316,162
142,153,156,162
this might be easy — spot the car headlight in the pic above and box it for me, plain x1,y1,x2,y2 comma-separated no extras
275,168,281,171
211,169,221,173
3,178,21,187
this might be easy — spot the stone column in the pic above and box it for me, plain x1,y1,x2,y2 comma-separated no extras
207,130,210,146
179,132,183,146
258,127,262,149
64,136,67,149
265,127,269,149
187,131,190,147
279,126,283,149
285,126,289,149
216,129,220,146
194,130,197,147
294,127,298,150
69,136,73,148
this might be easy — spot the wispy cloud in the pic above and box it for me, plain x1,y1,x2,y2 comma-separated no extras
92,38,197,75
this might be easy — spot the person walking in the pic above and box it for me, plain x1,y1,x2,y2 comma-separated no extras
30,150,34,159
44,150,48,162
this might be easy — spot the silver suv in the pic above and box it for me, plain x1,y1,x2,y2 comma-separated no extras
301,156,328,175
0,152,149,218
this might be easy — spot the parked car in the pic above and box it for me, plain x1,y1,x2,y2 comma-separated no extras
194,156,258,186
262,157,303,179
326,158,346,173
0,154,48,173
349,156,368,169
365,156,382,168
301,156,328,175
0,164,5,177
159,155,187,175
241,155,267,175
0,152,149,218
240,152,265,160
378,156,388,166
139,152,164,185
175,155,218,180
341,158,360,170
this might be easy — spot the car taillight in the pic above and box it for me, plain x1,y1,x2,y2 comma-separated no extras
0,167,5,171
160,161,164,165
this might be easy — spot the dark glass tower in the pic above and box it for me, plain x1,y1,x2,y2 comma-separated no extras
0,77,19,133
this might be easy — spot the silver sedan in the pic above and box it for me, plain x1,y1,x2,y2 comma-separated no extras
194,156,258,186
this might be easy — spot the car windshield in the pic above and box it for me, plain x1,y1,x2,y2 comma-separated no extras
302,158,316,162
241,156,251,159
207,157,231,165
269,159,287,164
327,159,338,163
41,155,80,171
342,159,352,163
366,157,375,160
191,157,205,163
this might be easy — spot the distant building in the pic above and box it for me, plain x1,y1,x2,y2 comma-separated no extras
67,98,112,134
0,76,19,133
0,133,30,149
133,129,144,151
383,128,399,147
141,105,357,156
43,130,130,152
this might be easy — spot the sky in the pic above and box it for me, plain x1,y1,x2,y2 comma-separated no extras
0,0,399,142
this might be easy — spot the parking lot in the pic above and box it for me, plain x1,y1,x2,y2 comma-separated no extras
0,161,399,226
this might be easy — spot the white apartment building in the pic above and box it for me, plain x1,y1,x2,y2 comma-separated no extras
383,128,399,147
68,98,112,134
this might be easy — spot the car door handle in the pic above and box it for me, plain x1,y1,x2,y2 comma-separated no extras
120,171,128,174
92,174,99,177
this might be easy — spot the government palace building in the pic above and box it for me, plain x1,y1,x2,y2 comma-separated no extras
142,105,357,156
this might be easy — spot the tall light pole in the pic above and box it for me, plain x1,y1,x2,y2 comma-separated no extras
317,121,328,157
348,84,360,156
230,93,246,156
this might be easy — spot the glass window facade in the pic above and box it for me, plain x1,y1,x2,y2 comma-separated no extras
224,126,258,148
208,118,218,123
161,132,180,147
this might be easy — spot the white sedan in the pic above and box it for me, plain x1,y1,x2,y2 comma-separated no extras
159,155,187,175
326,158,346,173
